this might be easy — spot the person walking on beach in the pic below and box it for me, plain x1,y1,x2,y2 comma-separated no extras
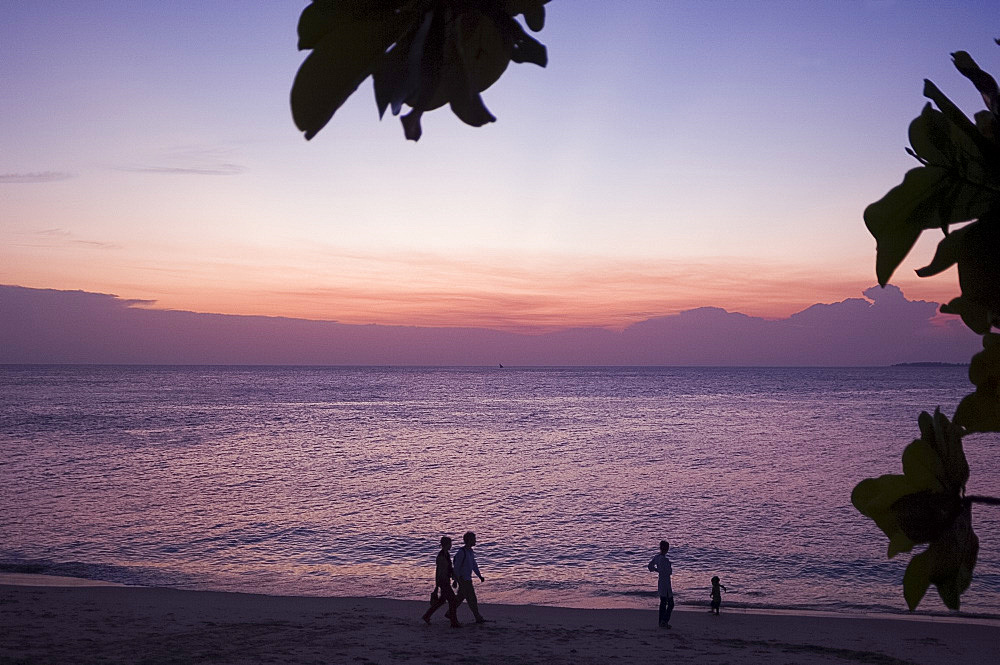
710,576,727,615
648,540,674,628
453,531,486,624
422,536,461,627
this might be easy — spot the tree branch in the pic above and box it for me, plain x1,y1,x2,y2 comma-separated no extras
966,495,1000,506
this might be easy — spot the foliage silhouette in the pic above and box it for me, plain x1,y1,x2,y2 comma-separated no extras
291,0,549,141
854,45,1000,611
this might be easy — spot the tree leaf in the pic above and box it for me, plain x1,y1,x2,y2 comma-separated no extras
903,549,932,610
373,31,414,118
503,16,548,67
864,166,949,285
854,409,970,570
865,168,994,285
297,1,418,50
923,79,994,158
974,110,997,142
887,529,916,558
502,0,549,20
926,504,979,610
900,439,945,492
406,9,448,112
916,409,934,441
955,212,1000,322
955,333,1000,432
291,10,410,139
941,296,994,335
890,491,962,543
901,505,979,611
449,94,497,127
970,332,1000,383
955,386,1000,432
909,103,957,166
437,12,506,128
523,5,545,32
297,0,339,51
913,89,992,176
915,225,967,278
867,78,1000,286
952,51,1000,116
852,474,919,556
923,409,969,493
456,12,511,94
401,108,423,141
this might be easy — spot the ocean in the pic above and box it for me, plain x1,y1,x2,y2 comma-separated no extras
2,365,998,618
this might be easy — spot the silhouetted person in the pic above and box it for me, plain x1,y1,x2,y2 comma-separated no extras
422,536,461,627
647,540,674,628
710,576,727,615
453,531,486,623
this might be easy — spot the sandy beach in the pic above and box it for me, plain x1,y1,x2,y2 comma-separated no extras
2,576,997,665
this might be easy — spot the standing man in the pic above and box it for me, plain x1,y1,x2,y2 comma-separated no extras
453,531,486,624
648,540,674,628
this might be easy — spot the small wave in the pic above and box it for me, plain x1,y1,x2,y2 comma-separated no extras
0,557,197,589
598,589,658,598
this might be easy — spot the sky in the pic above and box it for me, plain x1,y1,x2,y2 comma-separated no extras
1,1,997,337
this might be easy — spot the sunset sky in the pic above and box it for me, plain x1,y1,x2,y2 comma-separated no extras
1,1,996,331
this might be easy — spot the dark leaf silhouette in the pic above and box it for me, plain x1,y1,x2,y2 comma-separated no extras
857,44,1000,612
902,504,979,610
955,333,1000,432
952,51,1000,117
291,3,413,140
291,0,550,141
852,410,977,610
864,96,998,286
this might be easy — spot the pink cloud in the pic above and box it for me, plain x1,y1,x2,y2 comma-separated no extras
0,284,979,366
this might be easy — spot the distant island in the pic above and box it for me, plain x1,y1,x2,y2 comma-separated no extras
892,362,969,367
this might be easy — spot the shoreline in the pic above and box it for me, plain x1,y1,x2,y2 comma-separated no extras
0,572,129,588
4,577,999,664
3,572,997,628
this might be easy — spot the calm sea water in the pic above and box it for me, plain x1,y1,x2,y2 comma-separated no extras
2,365,999,617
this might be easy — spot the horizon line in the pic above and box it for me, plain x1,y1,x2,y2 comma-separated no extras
0,362,970,369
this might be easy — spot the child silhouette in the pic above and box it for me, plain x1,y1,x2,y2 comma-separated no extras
710,576,727,615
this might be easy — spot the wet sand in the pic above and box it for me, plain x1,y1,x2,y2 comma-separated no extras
2,577,997,664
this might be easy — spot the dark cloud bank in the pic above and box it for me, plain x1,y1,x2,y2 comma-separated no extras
0,284,979,365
